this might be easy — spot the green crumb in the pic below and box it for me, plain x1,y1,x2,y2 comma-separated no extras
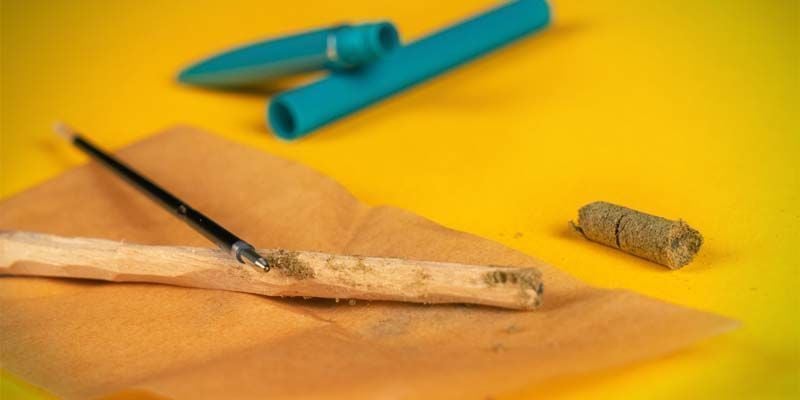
266,250,314,279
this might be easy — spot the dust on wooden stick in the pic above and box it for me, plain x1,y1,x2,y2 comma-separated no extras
0,230,545,310
265,250,314,279
570,201,703,269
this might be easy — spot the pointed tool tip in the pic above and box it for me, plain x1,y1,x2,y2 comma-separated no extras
255,257,270,272
52,122,76,141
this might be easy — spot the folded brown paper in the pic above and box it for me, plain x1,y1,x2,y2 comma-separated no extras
0,127,735,399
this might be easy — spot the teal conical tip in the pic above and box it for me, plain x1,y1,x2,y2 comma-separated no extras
177,22,400,88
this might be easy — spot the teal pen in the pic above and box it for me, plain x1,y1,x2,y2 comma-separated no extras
179,22,399,87
268,0,551,139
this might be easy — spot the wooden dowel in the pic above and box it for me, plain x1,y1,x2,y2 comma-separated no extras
0,231,543,310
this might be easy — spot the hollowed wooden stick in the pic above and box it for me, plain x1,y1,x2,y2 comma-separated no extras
0,231,543,310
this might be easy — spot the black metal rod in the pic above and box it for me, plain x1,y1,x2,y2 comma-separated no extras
65,131,269,271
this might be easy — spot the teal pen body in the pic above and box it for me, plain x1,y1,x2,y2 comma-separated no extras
268,0,551,139
179,22,399,87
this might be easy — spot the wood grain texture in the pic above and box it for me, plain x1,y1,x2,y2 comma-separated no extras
0,231,543,310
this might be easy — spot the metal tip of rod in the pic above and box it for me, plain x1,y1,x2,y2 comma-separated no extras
253,257,270,271
232,241,270,271
238,246,270,272
53,121,76,141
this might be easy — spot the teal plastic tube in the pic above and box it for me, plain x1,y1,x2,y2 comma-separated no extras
268,0,551,139
179,22,400,87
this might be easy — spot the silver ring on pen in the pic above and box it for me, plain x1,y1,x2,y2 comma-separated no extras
326,33,340,63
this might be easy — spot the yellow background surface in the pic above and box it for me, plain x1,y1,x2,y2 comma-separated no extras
1,0,798,398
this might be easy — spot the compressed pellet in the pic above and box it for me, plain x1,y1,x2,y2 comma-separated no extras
570,201,703,269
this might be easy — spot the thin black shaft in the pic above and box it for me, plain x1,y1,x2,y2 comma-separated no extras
69,134,269,270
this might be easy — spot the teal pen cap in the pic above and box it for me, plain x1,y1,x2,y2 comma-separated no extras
178,21,400,88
